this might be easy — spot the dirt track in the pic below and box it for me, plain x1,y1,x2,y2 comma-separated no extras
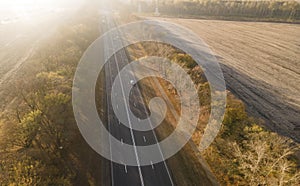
153,18,300,141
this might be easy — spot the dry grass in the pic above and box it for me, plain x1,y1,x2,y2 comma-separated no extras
127,42,218,185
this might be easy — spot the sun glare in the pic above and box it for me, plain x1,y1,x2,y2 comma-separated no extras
0,0,80,10
0,0,82,24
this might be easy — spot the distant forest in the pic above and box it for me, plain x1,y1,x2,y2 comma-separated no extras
138,0,300,22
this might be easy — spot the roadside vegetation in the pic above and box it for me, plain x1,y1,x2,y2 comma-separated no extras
127,42,300,185
205,95,300,185
0,5,102,185
0,3,299,185
138,0,300,23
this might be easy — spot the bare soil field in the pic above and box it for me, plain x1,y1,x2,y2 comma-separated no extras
151,17,300,142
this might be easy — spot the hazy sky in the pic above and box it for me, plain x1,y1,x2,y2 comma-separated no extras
0,0,84,10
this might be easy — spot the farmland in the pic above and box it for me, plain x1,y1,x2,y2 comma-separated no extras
153,17,300,141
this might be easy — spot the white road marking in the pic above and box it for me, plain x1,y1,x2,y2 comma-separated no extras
112,19,175,185
103,30,114,186
150,161,154,169
122,52,174,185
107,18,145,186
143,136,147,142
121,138,124,145
124,164,128,173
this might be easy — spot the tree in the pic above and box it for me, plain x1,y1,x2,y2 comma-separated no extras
231,125,300,186
17,110,42,148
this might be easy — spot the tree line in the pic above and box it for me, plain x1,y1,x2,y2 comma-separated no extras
142,0,300,22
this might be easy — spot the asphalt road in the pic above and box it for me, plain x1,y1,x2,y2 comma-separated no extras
102,16,174,186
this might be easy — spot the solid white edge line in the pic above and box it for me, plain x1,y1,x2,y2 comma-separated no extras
121,36,174,186
102,19,114,186
108,17,145,186
117,29,174,185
